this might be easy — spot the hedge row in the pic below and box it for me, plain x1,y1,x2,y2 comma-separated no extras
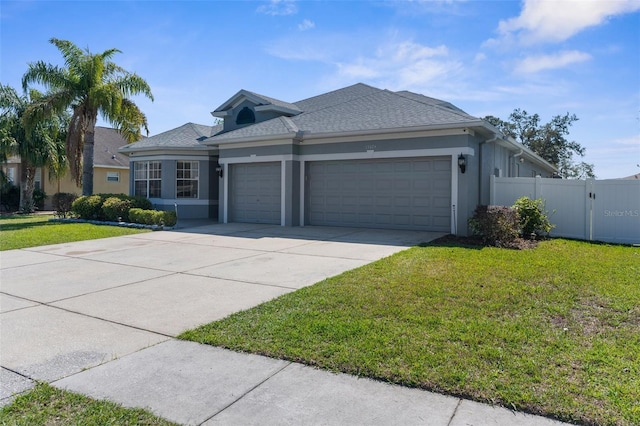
71,194,152,222
68,194,175,227
129,208,177,227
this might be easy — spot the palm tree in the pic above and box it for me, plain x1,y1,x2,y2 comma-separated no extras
22,38,154,196
0,84,67,212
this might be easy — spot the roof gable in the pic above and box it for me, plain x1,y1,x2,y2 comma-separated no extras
212,89,302,118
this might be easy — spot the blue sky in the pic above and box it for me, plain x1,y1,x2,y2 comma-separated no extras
1,0,639,178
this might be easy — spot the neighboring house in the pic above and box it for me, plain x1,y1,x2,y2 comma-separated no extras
120,83,557,235
2,127,131,209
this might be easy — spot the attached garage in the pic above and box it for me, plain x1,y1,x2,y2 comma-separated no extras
307,157,451,231
229,162,281,224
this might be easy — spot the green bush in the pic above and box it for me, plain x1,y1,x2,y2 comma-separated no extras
33,189,47,210
513,196,554,237
0,183,20,212
162,210,177,227
102,197,133,222
71,195,104,220
52,193,78,218
131,196,152,210
468,205,520,247
128,208,177,227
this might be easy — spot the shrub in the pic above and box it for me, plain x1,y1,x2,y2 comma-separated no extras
0,183,20,212
102,197,133,222
128,208,177,227
52,193,78,218
162,210,177,227
468,205,520,247
513,196,554,238
71,195,103,220
33,189,47,210
131,196,152,210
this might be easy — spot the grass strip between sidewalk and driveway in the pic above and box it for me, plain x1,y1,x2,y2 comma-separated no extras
0,214,149,251
0,383,177,425
180,238,640,426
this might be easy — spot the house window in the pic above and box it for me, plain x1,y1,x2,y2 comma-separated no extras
236,107,255,125
176,161,198,198
35,168,42,190
107,171,120,182
6,167,15,183
134,161,161,198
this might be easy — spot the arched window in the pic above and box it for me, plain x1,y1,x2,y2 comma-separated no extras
236,107,255,125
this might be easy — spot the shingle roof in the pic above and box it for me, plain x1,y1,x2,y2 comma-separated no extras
93,127,132,167
121,122,221,151
293,83,381,113
207,83,482,143
244,90,302,113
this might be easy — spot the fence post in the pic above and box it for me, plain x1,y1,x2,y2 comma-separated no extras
490,175,495,205
535,175,542,199
586,179,593,241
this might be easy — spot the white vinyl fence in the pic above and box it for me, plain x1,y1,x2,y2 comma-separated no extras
490,176,640,244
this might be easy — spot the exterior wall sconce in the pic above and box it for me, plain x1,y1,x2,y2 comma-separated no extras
458,154,467,174
216,165,223,178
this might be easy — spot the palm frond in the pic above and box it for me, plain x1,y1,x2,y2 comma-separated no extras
22,61,75,92
49,38,85,73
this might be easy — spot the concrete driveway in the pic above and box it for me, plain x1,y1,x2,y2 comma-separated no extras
1,223,443,404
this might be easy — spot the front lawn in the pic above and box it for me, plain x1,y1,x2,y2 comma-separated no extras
0,383,176,425
180,239,640,425
0,214,149,251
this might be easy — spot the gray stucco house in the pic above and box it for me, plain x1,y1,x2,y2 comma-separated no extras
120,83,556,235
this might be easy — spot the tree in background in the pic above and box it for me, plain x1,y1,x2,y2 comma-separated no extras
0,84,68,212
22,38,153,196
484,109,595,179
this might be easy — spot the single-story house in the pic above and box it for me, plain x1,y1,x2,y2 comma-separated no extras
120,83,557,235
2,126,131,210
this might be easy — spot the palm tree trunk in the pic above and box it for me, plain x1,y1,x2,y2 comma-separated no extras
82,118,97,196
20,161,36,213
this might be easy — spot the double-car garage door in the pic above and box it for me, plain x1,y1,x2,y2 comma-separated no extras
228,157,452,231
308,157,451,232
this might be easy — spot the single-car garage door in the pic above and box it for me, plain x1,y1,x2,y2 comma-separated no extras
308,157,451,231
229,162,281,224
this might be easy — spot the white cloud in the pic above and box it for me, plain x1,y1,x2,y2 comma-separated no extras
298,19,315,31
257,0,297,16
514,50,592,74
494,0,640,45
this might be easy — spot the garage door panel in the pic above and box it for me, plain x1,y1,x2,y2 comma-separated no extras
230,162,281,224
308,157,451,231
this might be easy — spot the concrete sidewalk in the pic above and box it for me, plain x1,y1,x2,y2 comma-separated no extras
1,223,570,425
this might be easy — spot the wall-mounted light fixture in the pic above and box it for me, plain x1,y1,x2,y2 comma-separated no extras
458,153,467,174
216,165,223,178
519,156,525,163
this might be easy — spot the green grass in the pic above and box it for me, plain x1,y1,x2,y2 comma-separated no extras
0,383,176,425
180,239,640,426
0,214,149,251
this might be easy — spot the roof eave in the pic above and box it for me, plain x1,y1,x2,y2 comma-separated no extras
119,145,214,155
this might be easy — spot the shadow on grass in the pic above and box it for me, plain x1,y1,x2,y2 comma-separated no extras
0,216,57,232
419,234,484,250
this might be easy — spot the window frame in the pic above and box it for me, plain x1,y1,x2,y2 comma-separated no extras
106,171,120,183
134,161,162,198
176,160,199,199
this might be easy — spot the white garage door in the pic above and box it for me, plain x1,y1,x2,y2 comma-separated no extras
229,162,281,224
308,157,451,231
